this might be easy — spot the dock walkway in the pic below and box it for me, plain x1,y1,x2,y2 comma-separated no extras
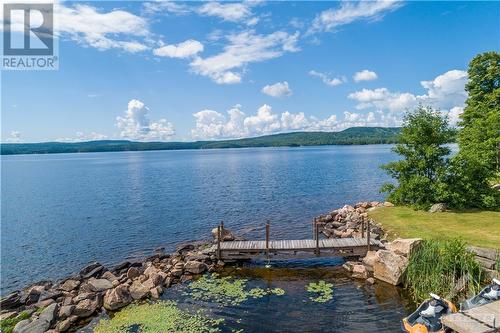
442,300,500,333
216,237,381,259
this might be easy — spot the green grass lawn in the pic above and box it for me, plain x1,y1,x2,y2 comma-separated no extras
368,207,500,249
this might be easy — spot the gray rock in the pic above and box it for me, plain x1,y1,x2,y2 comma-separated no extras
373,250,409,285
13,319,31,333
58,305,75,320
103,284,132,311
74,295,101,318
467,246,498,261
14,304,58,333
87,278,113,292
0,311,18,321
1,292,21,310
58,279,80,292
129,281,149,300
127,267,141,280
73,292,94,303
38,303,58,324
79,262,104,279
56,315,78,332
38,290,63,302
429,203,447,213
211,226,235,241
352,265,368,279
101,271,118,282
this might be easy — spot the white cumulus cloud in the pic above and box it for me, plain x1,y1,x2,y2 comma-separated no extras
6,131,21,143
262,81,292,97
57,4,150,53
153,39,204,58
190,104,396,140
348,69,468,125
116,99,175,141
353,69,378,82
190,30,300,84
308,1,402,34
309,70,345,86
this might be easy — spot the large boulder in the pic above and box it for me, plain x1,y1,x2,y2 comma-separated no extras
429,203,447,213
386,238,422,257
373,250,409,285
103,284,132,311
211,227,235,241
184,261,208,274
129,281,150,300
13,303,58,333
383,201,395,207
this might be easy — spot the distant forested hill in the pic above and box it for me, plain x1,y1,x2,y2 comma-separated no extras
1,127,401,155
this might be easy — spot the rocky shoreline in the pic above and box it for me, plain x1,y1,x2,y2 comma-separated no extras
0,240,221,333
1,200,496,333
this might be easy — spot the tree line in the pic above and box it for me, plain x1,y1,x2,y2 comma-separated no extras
381,51,500,210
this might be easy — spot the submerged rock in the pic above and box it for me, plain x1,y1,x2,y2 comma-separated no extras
211,227,235,241
352,265,369,279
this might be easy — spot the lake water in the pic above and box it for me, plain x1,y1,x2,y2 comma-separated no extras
1,145,396,294
79,262,413,333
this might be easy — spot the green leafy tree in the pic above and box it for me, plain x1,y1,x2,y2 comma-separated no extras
381,106,454,209
448,51,500,208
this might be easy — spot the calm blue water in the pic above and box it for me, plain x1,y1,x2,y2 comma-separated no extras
1,145,396,294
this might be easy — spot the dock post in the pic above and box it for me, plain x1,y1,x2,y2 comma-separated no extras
361,219,365,238
217,223,222,260
265,222,270,259
315,222,320,257
367,219,371,252
312,218,316,240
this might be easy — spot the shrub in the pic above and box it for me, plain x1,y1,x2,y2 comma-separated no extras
403,239,486,303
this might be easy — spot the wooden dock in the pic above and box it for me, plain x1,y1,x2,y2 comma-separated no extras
213,221,381,260
442,300,500,333
216,237,381,260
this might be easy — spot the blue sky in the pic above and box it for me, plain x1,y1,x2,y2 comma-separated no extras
2,0,499,142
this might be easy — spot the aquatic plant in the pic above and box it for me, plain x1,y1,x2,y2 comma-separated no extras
306,281,334,303
0,311,31,333
93,301,223,333
186,273,285,306
403,238,486,303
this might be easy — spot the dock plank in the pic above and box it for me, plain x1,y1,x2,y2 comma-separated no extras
442,313,492,333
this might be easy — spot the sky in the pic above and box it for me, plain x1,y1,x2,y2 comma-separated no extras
1,0,499,143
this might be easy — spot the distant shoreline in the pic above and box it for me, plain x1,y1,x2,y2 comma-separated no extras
1,127,402,155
